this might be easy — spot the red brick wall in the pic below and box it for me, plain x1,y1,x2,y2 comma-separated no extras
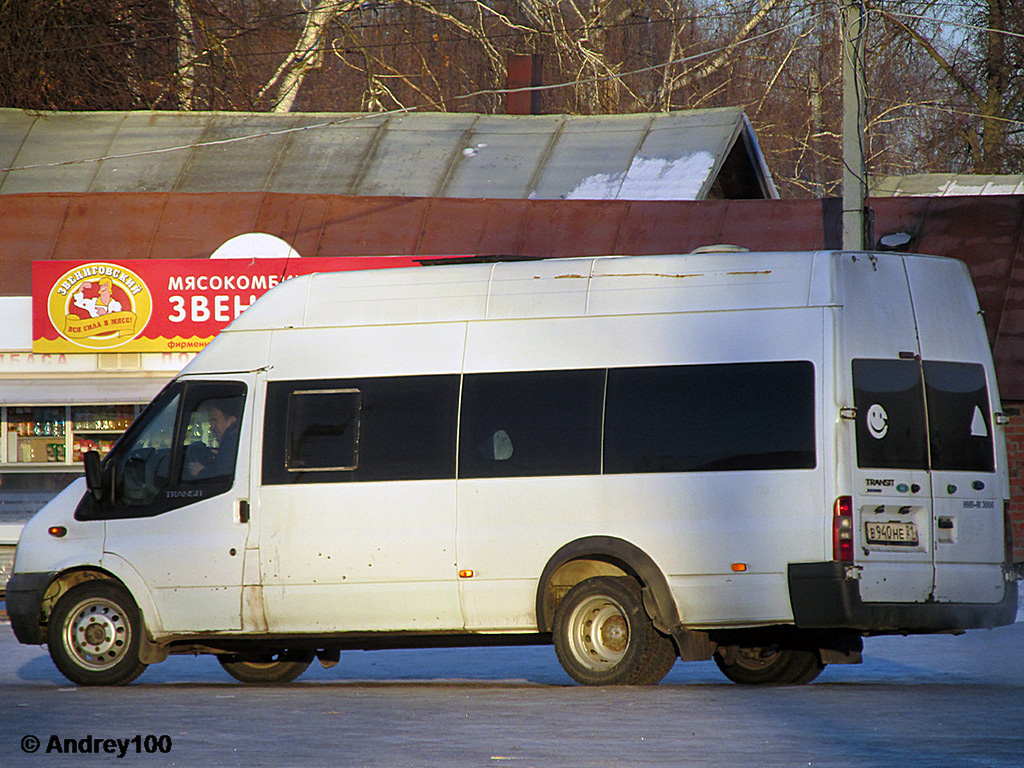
1005,406,1024,562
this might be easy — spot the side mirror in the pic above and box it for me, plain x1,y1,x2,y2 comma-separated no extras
83,450,105,501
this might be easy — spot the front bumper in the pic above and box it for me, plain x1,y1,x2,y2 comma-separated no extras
5,572,56,645
788,562,1019,633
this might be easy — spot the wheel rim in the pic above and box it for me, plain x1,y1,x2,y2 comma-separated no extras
729,647,781,671
62,597,132,672
566,595,629,671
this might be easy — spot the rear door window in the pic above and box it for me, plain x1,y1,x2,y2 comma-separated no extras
923,361,994,472
852,359,928,470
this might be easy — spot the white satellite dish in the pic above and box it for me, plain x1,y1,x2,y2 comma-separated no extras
210,233,302,260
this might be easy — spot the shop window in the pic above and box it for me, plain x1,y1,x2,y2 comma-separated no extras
2,405,140,467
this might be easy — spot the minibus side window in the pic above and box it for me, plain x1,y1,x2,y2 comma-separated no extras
263,375,459,484
604,361,816,474
458,369,604,478
852,359,928,470
923,361,994,472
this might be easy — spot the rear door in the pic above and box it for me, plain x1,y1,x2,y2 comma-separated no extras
840,253,935,603
851,358,935,602
843,255,1006,606
907,258,1006,604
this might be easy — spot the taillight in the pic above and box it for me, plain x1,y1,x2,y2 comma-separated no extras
833,496,854,562
1004,500,1015,565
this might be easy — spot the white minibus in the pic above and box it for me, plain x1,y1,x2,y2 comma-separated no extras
6,250,1019,686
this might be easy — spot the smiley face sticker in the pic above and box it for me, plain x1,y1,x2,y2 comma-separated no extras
866,404,888,439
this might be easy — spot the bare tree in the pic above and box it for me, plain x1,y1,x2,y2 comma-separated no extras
258,0,354,111
3,0,1021,194
0,0,176,110
873,0,1024,174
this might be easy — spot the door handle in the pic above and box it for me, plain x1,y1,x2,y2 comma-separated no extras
239,500,250,524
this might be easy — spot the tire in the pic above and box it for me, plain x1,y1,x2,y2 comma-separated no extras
714,645,823,686
217,651,314,684
553,576,677,686
47,581,148,686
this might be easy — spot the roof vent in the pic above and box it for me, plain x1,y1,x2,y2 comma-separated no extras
877,232,913,251
689,244,750,254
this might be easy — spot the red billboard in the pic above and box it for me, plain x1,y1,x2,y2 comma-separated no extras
33,256,453,354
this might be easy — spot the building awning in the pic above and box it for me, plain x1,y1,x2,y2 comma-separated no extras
0,376,169,404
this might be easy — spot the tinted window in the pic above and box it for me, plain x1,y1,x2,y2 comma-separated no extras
924,361,994,472
459,369,604,478
852,359,928,470
263,376,459,484
605,362,816,473
287,390,361,471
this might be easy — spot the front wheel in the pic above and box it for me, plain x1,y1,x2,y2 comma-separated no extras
217,651,314,684
48,581,148,686
553,576,677,686
714,645,823,685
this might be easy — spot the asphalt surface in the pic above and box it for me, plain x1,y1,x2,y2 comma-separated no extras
1,608,1022,767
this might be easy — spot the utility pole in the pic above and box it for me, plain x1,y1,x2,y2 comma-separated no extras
841,0,868,250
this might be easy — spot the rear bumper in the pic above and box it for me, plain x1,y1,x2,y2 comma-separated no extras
788,562,1019,633
5,572,55,645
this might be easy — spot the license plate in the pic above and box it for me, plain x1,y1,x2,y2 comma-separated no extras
865,520,919,546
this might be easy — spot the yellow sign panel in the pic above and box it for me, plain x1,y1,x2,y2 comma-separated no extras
45,263,154,351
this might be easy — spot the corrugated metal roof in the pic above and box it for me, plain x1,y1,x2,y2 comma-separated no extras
872,173,1024,197
0,107,777,200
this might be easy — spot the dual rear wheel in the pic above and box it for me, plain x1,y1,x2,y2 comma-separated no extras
552,576,677,686
713,644,824,685
552,575,825,687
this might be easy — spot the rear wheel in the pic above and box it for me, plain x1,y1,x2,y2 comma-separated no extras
217,651,314,684
553,576,677,686
48,581,148,686
714,645,823,685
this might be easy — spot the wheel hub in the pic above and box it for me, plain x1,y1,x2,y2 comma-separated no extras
65,600,130,670
599,614,627,652
570,597,629,670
